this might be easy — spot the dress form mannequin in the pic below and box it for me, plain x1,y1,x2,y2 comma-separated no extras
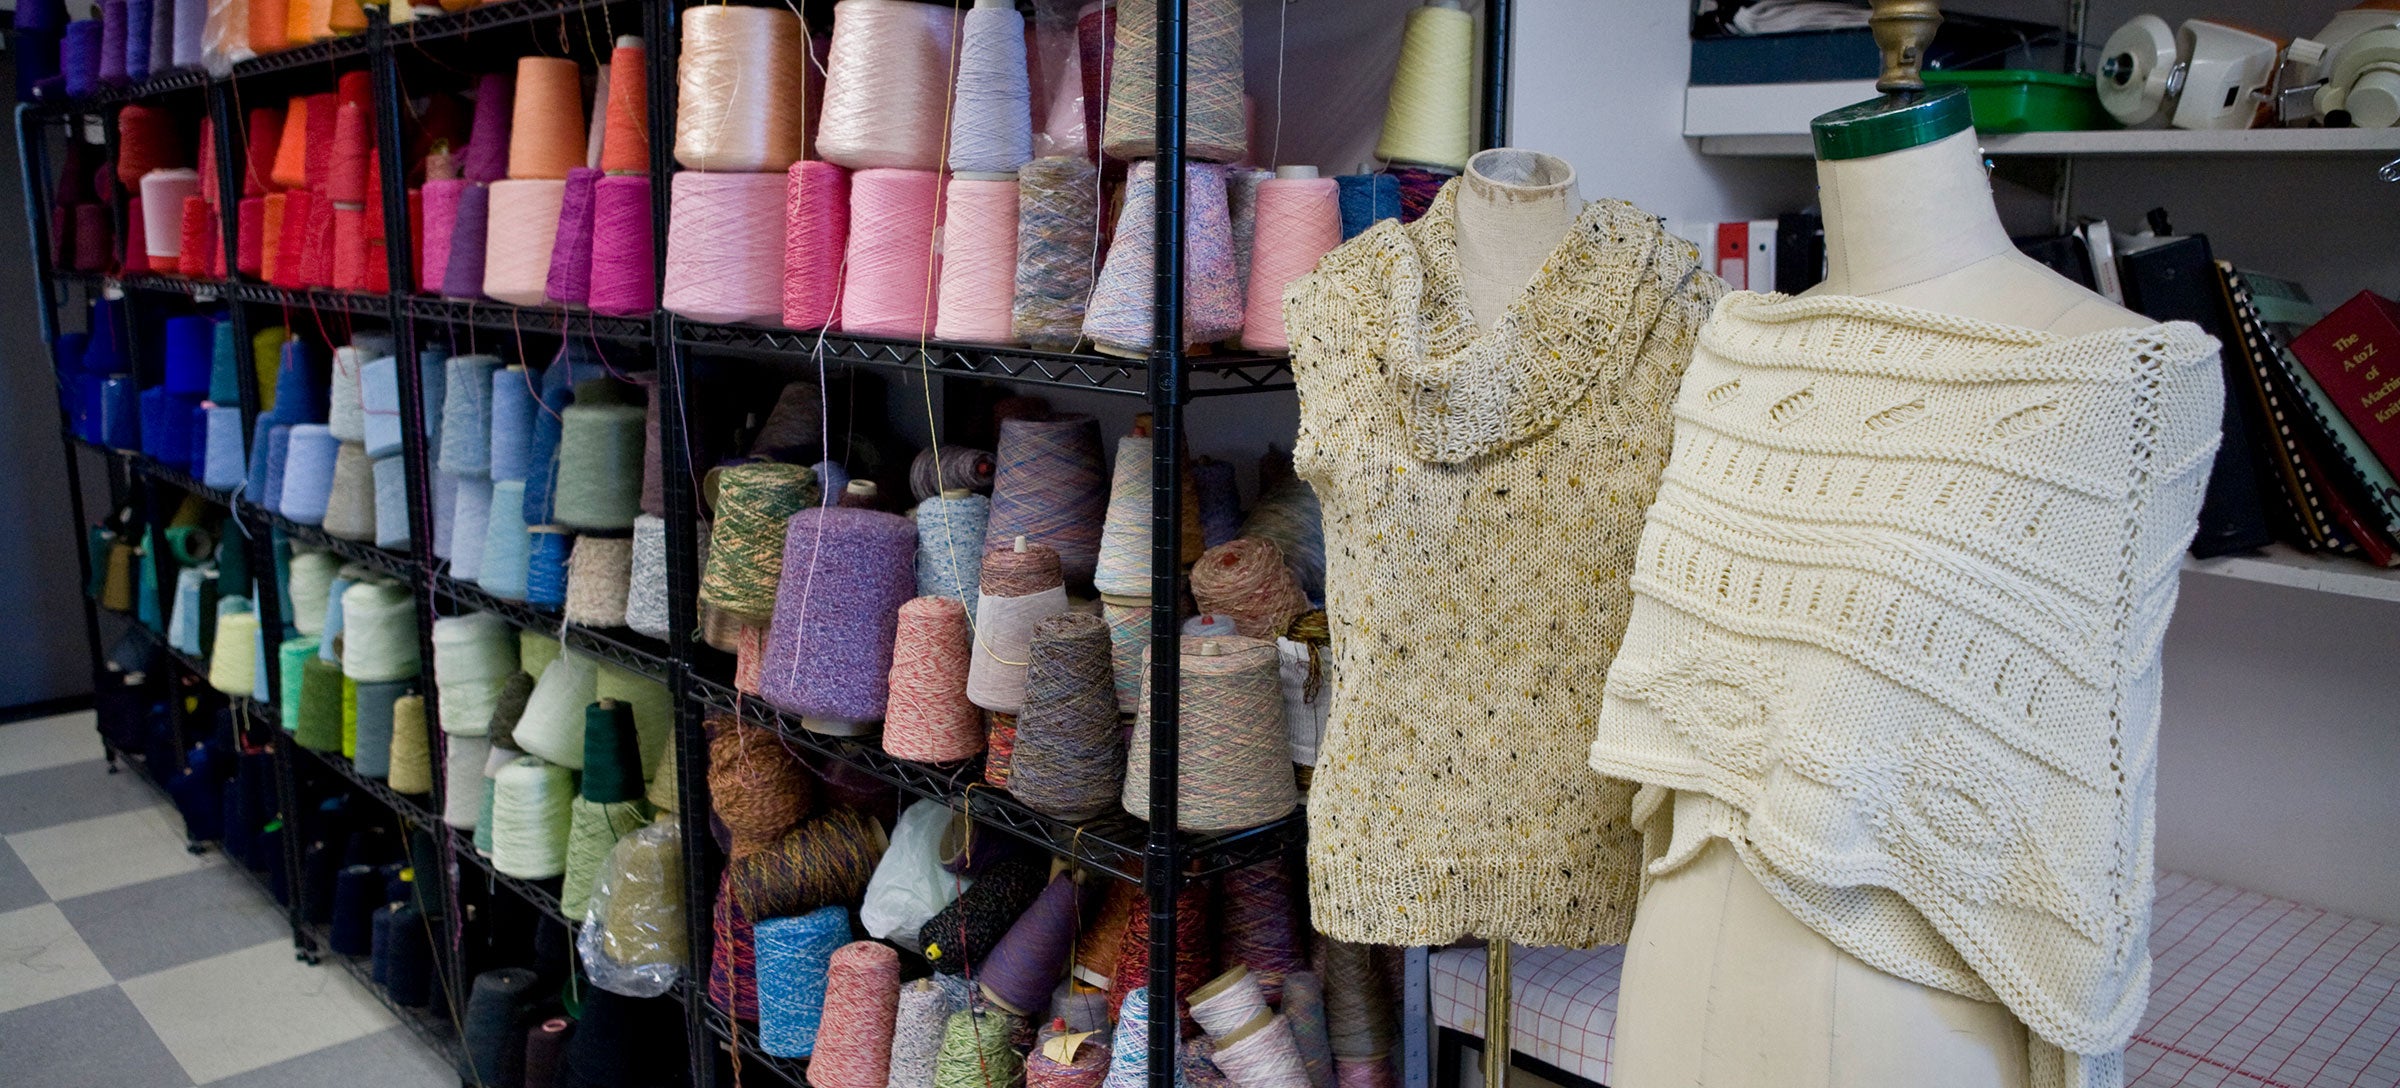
1451,145,1589,1088
1611,7,2145,1088
1456,148,1585,327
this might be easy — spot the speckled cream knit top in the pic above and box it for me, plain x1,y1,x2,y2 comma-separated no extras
1284,183,1724,948
1590,292,2221,1087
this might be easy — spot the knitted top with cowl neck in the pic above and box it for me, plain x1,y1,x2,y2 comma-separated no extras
1590,292,2221,1088
1283,181,1725,948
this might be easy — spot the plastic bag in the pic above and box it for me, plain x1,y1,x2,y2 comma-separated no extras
579,815,686,998
201,0,255,78
860,798,971,951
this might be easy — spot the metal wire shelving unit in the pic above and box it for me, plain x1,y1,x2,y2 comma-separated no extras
17,3,1518,1085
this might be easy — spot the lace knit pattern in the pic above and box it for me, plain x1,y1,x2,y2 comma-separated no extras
1589,292,2222,1085
1286,183,1725,948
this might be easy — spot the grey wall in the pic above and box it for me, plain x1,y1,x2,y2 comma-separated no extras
0,47,97,709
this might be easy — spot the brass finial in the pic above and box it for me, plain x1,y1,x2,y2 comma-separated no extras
1871,0,1944,93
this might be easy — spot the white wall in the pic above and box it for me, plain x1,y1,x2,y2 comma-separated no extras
1512,0,1817,223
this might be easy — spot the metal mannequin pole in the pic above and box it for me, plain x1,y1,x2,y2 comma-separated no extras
1476,4,1514,1082
1483,943,1511,1088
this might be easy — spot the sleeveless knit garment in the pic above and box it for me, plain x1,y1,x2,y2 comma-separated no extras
1590,292,2222,1088
1285,183,1725,947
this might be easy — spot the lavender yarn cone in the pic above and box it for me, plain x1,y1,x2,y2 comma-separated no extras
758,507,918,731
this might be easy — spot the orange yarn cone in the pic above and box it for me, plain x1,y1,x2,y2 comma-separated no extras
248,0,288,54
271,97,311,190
507,57,587,180
326,0,366,34
601,39,649,174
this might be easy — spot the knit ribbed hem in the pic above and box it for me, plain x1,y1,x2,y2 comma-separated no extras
1305,849,1640,949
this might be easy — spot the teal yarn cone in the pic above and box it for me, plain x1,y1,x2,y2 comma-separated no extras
277,636,318,731
552,386,646,532
479,480,533,600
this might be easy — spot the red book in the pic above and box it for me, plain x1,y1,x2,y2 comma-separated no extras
2290,291,2400,480
1715,221,1749,288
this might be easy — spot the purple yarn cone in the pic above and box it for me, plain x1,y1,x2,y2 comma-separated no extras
975,873,1082,1017
460,72,513,184
586,175,654,316
442,183,491,300
544,167,598,305
759,507,917,725
121,0,149,82
62,20,102,98
98,0,127,85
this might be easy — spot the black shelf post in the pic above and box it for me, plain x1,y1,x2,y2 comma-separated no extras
1147,6,1191,1088
13,107,116,766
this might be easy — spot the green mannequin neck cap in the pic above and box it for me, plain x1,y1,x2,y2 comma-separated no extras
1811,85,1973,161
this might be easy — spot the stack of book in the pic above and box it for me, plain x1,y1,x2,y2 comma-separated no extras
2117,230,2400,565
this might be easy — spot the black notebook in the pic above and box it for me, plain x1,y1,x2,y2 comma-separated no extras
2116,233,2274,558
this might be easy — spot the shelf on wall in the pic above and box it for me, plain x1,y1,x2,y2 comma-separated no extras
690,676,1302,886
429,573,675,683
1696,125,2400,158
2182,543,2400,603
674,319,1297,398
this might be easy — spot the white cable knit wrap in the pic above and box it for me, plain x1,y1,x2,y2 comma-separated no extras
1285,183,1725,947
1590,292,2223,1088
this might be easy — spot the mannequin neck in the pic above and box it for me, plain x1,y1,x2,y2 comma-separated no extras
1814,128,2015,299
1455,148,1584,328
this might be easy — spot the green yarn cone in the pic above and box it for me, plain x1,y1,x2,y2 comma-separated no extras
294,658,345,751
560,796,652,919
215,524,249,600
341,676,358,758
487,671,537,749
581,700,644,804
277,637,319,731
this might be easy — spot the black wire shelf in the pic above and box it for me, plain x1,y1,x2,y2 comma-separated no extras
269,512,419,582
29,67,212,113
687,676,1302,887
703,1005,809,1088
228,34,373,80
429,572,675,683
405,295,657,342
672,320,1297,398
140,456,244,510
392,0,635,47
222,280,399,317
294,917,466,1067
54,270,204,297
296,739,443,830
446,825,578,930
